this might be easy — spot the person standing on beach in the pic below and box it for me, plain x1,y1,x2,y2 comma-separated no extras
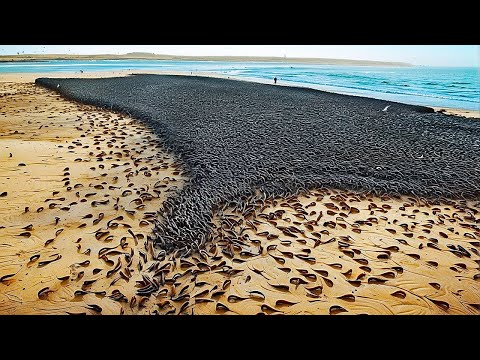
274,77,277,84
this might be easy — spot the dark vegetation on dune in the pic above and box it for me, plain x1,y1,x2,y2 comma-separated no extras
36,75,480,255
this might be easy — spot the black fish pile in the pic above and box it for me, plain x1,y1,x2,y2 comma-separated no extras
36,75,480,255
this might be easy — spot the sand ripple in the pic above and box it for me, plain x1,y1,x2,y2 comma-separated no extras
36,75,480,254
1,82,479,315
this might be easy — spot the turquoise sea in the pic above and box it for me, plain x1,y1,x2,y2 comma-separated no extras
1,60,478,111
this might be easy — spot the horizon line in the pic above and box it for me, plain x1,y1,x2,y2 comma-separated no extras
0,52,415,66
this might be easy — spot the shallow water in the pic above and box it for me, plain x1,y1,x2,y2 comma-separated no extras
1,60,478,110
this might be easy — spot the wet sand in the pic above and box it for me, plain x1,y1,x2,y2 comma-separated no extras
2,72,477,119
37,74,480,256
1,78,479,315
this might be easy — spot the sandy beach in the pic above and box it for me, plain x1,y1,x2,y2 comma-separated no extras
1,72,479,315
432,107,480,119
3,71,477,119
0,80,185,314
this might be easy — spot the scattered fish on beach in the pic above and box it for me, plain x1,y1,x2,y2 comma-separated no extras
36,75,480,256
0,82,185,314
1,77,479,315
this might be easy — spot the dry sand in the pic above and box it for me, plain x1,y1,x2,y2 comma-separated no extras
205,190,480,314
0,81,185,314
432,107,480,119
1,75,479,315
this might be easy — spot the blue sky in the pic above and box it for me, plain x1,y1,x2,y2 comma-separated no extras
0,45,477,66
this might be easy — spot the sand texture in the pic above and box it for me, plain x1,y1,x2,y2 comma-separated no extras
0,82,185,314
36,75,480,256
1,79,479,315
433,107,480,119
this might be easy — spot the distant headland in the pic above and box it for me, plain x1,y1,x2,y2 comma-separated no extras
0,52,412,66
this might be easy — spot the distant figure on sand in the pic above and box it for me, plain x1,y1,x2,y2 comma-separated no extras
274,77,277,84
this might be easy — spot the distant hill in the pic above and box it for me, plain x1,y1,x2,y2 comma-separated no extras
123,52,172,58
0,53,412,67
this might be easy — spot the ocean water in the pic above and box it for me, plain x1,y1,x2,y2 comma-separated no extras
1,59,478,111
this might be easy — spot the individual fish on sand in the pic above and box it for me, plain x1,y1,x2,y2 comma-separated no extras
36,75,480,255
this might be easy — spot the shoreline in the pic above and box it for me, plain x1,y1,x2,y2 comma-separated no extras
1,70,478,119
1,80,479,315
36,74,480,251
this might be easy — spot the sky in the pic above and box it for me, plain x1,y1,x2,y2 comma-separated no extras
0,45,478,67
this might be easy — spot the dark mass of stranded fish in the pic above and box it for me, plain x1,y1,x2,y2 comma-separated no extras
36,75,480,256
2,82,479,315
